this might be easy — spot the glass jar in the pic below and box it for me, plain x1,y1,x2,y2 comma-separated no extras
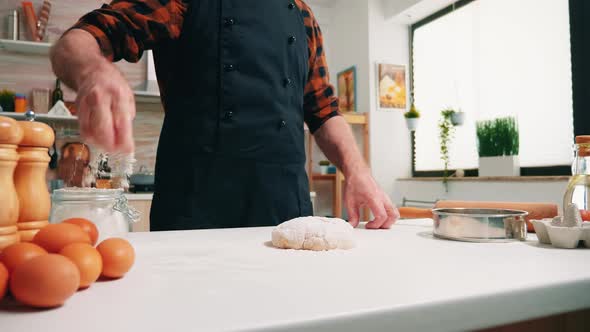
564,136,590,212
49,188,139,243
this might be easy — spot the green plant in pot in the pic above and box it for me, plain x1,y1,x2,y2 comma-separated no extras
404,104,420,131
0,89,16,113
439,109,456,187
476,116,520,176
319,160,330,174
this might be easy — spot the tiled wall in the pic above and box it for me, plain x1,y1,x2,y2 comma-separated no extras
0,0,163,171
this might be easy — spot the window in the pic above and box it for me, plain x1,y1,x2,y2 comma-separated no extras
411,0,573,173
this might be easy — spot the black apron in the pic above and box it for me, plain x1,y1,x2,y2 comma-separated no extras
150,0,313,230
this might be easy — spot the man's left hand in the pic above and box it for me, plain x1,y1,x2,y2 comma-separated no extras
344,170,399,229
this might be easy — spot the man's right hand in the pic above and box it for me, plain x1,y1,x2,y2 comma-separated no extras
50,29,135,153
76,62,136,153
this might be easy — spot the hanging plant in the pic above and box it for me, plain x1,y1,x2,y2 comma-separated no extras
404,103,420,131
439,109,456,188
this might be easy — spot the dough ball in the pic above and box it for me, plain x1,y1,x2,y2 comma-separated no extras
271,216,355,251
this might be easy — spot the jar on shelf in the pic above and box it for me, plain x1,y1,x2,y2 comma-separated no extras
49,188,139,243
14,94,26,113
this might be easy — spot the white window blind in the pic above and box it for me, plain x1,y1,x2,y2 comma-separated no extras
412,0,573,171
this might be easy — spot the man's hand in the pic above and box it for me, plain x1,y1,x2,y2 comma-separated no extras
344,169,399,229
76,63,135,152
312,116,399,229
50,29,135,153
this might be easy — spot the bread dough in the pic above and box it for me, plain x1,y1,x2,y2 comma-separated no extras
271,216,355,251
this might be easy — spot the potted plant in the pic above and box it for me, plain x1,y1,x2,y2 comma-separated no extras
476,117,520,176
439,109,456,186
0,89,16,113
404,103,420,131
318,160,330,174
451,109,465,126
440,107,465,126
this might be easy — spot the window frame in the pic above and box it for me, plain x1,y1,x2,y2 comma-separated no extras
408,0,588,177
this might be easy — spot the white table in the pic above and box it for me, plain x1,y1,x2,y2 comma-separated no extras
2,219,590,332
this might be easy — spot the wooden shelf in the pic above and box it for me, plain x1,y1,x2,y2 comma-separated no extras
0,39,51,55
0,112,77,123
312,173,337,180
342,112,367,124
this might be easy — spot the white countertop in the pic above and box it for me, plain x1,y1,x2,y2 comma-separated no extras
2,219,590,332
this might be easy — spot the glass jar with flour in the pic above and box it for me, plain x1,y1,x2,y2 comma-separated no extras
50,188,139,243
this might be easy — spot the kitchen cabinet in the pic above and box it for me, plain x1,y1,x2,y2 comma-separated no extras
126,194,152,232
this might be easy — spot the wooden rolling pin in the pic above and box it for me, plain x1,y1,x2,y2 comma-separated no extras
398,201,559,233
398,207,434,219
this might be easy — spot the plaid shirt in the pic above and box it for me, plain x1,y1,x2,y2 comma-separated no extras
72,0,339,133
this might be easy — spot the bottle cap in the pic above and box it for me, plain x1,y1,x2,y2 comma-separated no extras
575,136,590,144
15,93,26,99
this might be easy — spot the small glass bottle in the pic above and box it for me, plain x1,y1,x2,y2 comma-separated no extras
563,136,590,213
14,94,26,113
52,79,63,106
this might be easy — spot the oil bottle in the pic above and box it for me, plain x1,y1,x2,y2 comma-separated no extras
563,136,590,213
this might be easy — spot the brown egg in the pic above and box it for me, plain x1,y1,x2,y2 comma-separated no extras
97,238,135,278
0,262,8,301
60,243,102,289
33,223,91,253
10,254,80,308
0,242,48,273
63,218,99,246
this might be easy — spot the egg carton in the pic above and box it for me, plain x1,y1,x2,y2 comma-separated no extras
531,203,590,249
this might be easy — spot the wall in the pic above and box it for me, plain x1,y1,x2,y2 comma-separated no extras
367,0,412,202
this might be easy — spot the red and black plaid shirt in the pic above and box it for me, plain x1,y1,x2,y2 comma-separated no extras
72,0,339,133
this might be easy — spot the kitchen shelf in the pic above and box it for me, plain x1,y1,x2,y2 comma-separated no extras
342,112,368,124
0,112,77,123
0,39,52,55
312,173,337,180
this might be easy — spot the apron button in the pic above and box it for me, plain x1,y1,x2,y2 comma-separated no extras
283,78,292,86
224,64,235,71
280,120,287,128
224,111,234,120
288,36,296,44
224,18,235,27
288,3,295,9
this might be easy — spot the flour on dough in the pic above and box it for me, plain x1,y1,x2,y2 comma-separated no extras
271,216,355,251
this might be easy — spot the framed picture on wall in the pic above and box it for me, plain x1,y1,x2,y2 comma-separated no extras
337,66,357,113
377,63,407,110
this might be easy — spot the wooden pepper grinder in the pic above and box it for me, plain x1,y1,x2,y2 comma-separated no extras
14,112,55,242
0,116,24,250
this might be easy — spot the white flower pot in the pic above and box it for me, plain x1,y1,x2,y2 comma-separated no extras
451,112,465,126
405,118,419,131
319,165,329,174
479,155,520,177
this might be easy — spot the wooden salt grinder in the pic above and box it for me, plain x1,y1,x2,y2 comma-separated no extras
0,116,24,250
15,115,55,242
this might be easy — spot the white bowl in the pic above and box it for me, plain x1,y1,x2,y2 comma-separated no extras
531,219,552,244
546,225,582,249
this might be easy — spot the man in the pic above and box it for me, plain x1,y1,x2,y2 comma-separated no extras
51,0,399,230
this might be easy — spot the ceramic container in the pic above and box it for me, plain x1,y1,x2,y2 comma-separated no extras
545,225,582,249
530,219,552,244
